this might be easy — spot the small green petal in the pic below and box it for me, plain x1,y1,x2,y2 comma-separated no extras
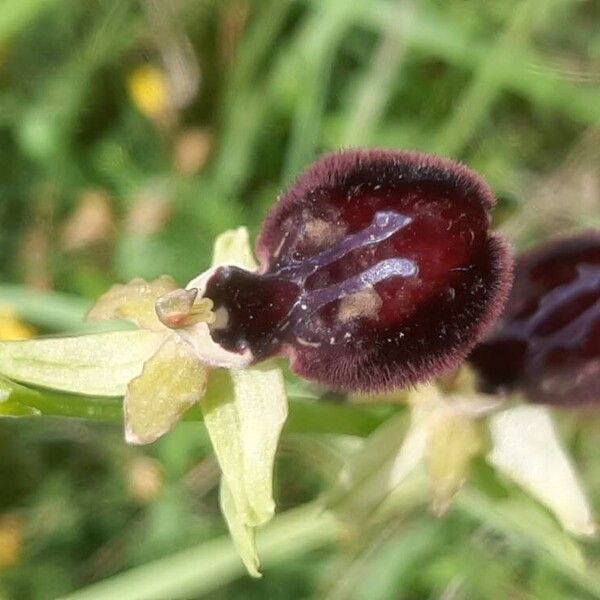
212,227,258,270
87,276,178,331
330,384,490,522
125,335,209,445
202,364,288,527
488,405,596,537
0,330,165,397
220,478,261,578
426,409,483,516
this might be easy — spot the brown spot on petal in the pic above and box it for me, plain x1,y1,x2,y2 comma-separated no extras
303,218,346,251
338,287,382,323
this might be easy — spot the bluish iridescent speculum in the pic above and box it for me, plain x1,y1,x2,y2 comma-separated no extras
470,232,600,406
207,211,416,358
204,150,512,392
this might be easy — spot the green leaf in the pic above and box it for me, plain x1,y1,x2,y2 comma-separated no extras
58,502,338,600
125,335,209,445
0,0,58,44
488,405,596,537
87,276,178,332
0,400,40,417
201,364,288,527
219,478,261,578
458,489,600,598
0,284,92,332
426,404,484,516
0,330,165,397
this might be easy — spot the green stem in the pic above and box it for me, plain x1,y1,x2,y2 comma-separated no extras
11,387,123,421
285,399,390,437
59,502,339,600
12,386,390,438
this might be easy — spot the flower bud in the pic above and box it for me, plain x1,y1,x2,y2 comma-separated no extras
471,232,600,406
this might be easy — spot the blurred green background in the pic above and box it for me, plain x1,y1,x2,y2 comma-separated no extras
0,0,599,598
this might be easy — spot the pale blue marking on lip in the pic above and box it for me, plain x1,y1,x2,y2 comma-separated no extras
359,258,418,286
304,258,418,314
274,210,413,283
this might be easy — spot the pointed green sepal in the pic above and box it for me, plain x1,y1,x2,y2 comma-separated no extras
0,330,165,397
202,364,288,528
220,478,262,578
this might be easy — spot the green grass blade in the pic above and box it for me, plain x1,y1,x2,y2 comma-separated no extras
59,502,339,600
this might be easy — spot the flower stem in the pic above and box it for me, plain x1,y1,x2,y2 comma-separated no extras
11,385,391,438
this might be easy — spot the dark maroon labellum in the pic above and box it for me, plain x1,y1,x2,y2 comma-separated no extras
205,149,512,392
470,232,600,407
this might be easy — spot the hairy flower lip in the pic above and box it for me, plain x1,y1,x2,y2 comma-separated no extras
274,232,513,394
257,149,513,392
470,230,600,407
185,149,514,392
256,149,497,269
191,234,512,390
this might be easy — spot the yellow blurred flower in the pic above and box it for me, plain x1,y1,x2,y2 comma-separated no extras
0,307,34,341
0,514,23,571
127,65,170,120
